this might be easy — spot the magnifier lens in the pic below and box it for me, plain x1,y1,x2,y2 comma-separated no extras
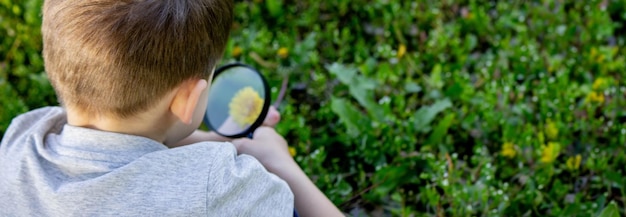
204,64,269,138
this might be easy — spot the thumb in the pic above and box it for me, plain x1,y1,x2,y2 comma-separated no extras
262,106,281,127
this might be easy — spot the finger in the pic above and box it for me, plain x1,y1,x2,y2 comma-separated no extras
262,106,281,127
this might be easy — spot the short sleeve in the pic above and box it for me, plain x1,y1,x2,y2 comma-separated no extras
205,143,294,216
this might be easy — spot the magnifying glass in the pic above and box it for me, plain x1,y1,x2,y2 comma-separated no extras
203,63,271,138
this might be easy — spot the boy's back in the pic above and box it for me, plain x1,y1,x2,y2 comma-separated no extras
0,107,294,216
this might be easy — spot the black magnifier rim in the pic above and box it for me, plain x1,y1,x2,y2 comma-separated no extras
203,62,271,138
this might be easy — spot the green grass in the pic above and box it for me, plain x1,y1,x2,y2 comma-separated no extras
2,0,626,216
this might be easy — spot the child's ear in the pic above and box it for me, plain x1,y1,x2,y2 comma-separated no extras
170,79,208,124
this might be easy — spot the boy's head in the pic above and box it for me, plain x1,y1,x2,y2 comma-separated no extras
42,0,233,119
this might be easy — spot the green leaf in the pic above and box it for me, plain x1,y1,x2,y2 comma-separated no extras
533,190,544,206
327,63,384,121
427,64,444,89
423,186,440,207
327,62,357,84
444,82,463,100
265,0,283,17
349,80,383,121
605,171,625,189
466,34,478,51
405,81,422,93
413,98,453,133
330,97,363,137
329,178,353,197
371,165,410,198
426,113,455,147
597,201,620,217
562,204,580,217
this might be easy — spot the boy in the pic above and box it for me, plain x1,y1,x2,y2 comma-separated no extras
0,0,343,216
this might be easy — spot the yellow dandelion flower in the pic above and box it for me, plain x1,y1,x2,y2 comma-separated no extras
397,44,407,59
592,77,607,90
545,119,558,140
501,142,516,158
232,46,242,57
586,91,605,104
288,147,296,157
566,154,582,171
229,87,264,127
277,47,289,59
540,142,560,164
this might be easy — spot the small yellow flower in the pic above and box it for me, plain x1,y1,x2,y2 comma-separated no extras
592,77,607,90
540,142,560,164
277,47,289,59
288,147,296,157
566,154,582,171
586,91,605,104
229,87,264,127
589,46,604,63
545,119,558,140
232,46,242,57
501,142,516,158
397,44,407,59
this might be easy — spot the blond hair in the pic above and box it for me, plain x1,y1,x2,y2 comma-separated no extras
42,0,233,117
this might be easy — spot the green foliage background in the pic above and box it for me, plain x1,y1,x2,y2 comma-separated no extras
2,0,626,216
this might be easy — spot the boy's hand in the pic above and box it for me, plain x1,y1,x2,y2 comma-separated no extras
231,127,294,173
169,106,281,147
232,127,345,217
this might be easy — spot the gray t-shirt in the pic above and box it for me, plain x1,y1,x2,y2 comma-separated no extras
0,107,294,216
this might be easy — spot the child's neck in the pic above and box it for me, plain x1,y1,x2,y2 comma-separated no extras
65,105,174,144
